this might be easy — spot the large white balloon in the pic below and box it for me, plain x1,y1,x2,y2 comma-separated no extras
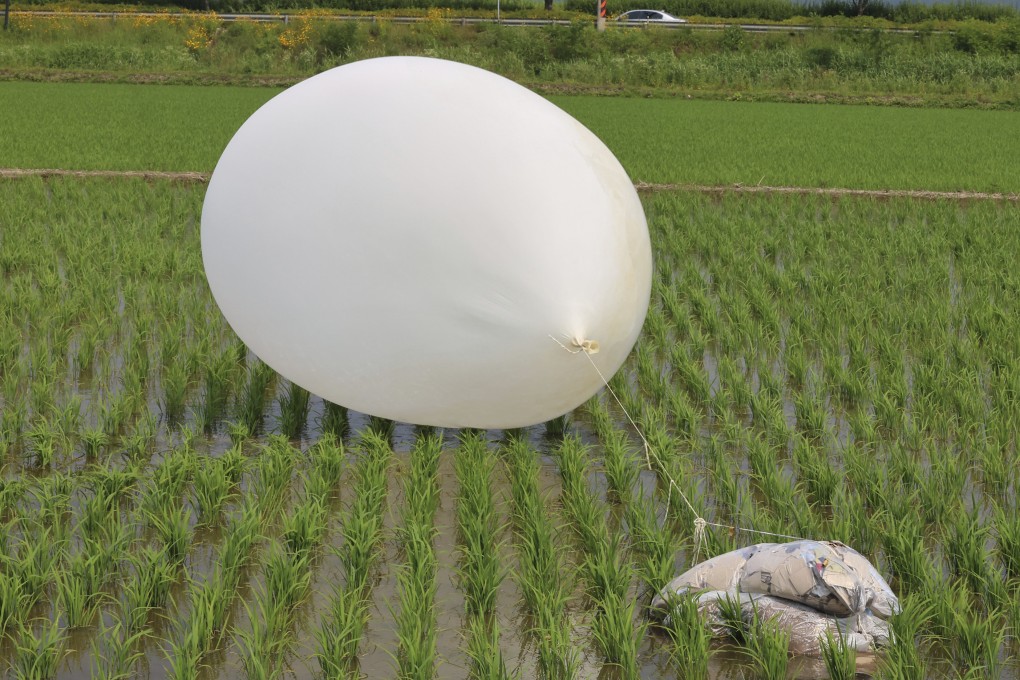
202,56,651,429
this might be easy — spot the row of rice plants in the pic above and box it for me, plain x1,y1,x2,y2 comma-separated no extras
453,432,510,679
393,432,442,678
315,429,392,678
502,437,579,678
552,436,645,677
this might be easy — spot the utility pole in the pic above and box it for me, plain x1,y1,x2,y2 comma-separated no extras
595,0,606,31
3,0,10,31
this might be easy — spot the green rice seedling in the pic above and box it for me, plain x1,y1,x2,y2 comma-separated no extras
11,619,66,680
626,497,676,597
600,429,639,504
55,554,102,628
309,432,345,495
90,617,147,680
235,359,275,434
197,351,236,433
233,601,287,680
218,442,247,489
663,593,711,678
394,529,439,679
320,400,350,440
464,614,512,680
219,501,262,584
503,437,578,679
234,559,298,680
544,414,569,440
227,420,251,446
877,592,933,680
882,512,933,596
944,506,993,596
263,544,312,614
252,436,297,521
746,607,791,680
454,434,504,617
147,503,192,567
24,419,59,469
315,584,370,679
79,426,109,462
121,547,175,632
160,361,190,424
820,628,856,680
532,609,580,680
276,380,310,440
591,588,647,678
949,601,1005,677
393,432,441,679
192,456,235,526
994,501,1020,581
281,493,327,560
715,591,750,646
166,565,238,677
0,570,25,636
79,486,120,544
13,529,59,611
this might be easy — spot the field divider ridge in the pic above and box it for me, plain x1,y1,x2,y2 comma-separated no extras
2,168,1016,201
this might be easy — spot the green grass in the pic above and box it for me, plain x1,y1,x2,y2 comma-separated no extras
0,82,274,171
2,82,1019,192
554,95,1020,192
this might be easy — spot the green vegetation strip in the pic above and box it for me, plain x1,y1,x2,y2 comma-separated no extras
2,81,1019,192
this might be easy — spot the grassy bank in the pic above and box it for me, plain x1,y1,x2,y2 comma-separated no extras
2,13,1020,107
1,81,1018,192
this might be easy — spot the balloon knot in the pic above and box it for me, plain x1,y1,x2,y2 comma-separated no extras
572,337,600,354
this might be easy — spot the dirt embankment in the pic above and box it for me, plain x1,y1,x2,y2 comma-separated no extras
3,168,1016,201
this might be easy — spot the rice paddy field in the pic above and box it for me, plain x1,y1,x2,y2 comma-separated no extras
2,82,1020,680
2,81,1020,192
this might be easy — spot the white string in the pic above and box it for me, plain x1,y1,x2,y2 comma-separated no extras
551,335,807,558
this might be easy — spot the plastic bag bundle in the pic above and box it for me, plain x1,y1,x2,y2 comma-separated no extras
651,540,898,620
738,541,864,617
650,540,898,655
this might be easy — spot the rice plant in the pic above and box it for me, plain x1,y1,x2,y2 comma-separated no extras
464,614,513,680
10,619,66,680
315,585,370,680
454,432,505,617
663,593,711,678
192,455,235,525
276,380,310,440
504,436,579,679
394,432,442,679
746,607,791,680
91,617,147,680
820,628,856,680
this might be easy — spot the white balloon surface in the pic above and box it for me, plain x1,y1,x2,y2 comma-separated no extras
201,56,651,429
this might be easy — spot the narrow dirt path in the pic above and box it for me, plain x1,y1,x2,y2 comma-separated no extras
2,168,1017,201
633,181,1020,202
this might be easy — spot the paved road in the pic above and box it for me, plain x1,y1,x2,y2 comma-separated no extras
8,9,931,33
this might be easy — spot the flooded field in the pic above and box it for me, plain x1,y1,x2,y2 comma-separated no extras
2,179,1020,679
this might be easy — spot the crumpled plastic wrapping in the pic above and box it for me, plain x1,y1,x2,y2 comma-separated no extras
651,540,898,620
649,540,898,655
693,591,891,655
